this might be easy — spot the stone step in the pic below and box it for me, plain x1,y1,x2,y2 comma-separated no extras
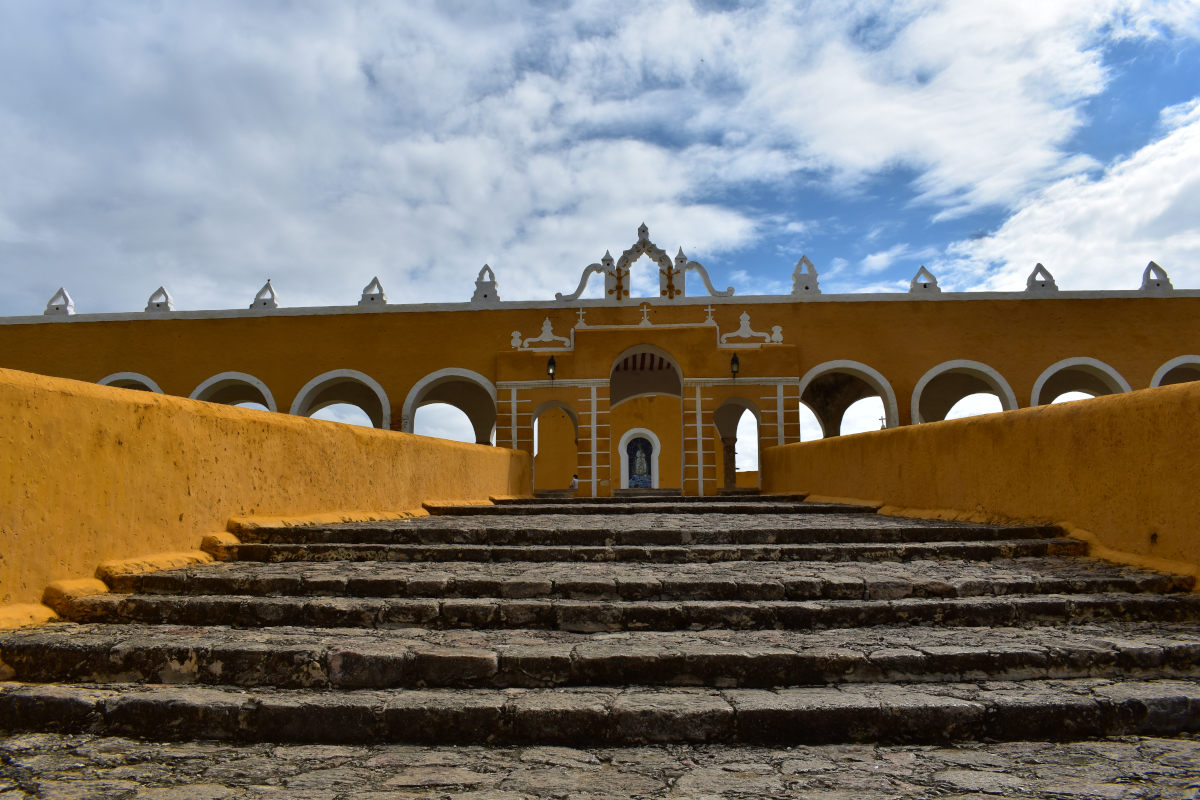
497,493,807,505
423,501,873,516
106,558,1194,600
4,623,1198,690
233,521,1064,546
2,677,1197,744
204,537,1090,564
53,592,1200,631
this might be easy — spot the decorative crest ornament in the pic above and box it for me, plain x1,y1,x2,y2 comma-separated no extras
909,266,941,294
1141,261,1173,293
145,286,174,312
359,277,387,307
44,287,74,316
471,265,500,305
1025,263,1058,293
511,317,571,349
791,255,820,295
250,279,278,309
719,311,782,344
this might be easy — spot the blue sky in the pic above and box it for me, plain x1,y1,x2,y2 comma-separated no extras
1,2,1198,451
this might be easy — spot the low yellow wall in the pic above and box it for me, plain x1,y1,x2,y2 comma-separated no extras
0,368,531,610
763,382,1200,579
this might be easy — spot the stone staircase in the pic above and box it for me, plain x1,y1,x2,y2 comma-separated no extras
2,496,1199,745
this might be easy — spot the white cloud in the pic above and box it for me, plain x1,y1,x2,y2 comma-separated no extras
942,98,1200,291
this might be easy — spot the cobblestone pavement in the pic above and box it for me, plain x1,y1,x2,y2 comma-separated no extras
1,732,1197,798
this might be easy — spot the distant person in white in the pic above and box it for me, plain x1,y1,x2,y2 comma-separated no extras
568,474,578,491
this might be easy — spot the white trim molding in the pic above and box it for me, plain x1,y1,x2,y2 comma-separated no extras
798,360,900,429
1150,355,1200,388
97,372,163,393
618,427,661,490
910,359,1019,424
400,367,497,434
290,368,391,429
190,371,278,412
1031,357,1132,406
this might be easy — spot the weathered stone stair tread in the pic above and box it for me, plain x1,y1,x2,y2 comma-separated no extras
209,537,1089,564
55,591,1200,630
494,493,808,504
2,678,1197,744
235,519,1063,546
423,501,873,516
4,622,1199,689
107,557,1194,600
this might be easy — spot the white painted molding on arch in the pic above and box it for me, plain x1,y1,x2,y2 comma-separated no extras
189,371,278,412
618,426,661,490
798,360,900,430
400,367,497,434
1030,357,1132,406
97,372,164,393
909,359,1019,425
1151,355,1200,388
289,368,391,429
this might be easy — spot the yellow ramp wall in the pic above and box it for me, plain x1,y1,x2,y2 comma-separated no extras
763,382,1200,579
0,368,531,608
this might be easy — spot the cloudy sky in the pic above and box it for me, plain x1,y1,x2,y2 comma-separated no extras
2,0,1199,319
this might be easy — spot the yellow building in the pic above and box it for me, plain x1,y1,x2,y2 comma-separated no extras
3,224,1198,497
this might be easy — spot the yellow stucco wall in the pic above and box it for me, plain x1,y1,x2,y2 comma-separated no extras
533,406,578,491
609,395,683,491
762,383,1200,578
0,368,531,609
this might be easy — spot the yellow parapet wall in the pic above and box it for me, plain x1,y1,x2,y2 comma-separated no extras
762,382,1200,579
0,368,532,610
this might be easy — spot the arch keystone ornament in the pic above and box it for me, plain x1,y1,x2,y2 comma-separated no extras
471,265,500,305
44,287,75,316
250,280,278,310
791,255,820,296
145,286,175,312
358,277,388,307
909,266,941,294
1026,263,1058,293
1141,261,1174,293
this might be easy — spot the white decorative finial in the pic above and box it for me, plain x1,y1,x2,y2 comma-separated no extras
145,286,174,312
359,276,387,307
44,287,74,316
909,266,941,294
1025,263,1057,292
471,264,500,305
791,255,820,295
637,222,649,242
250,279,278,309
675,247,686,265
1141,261,1173,293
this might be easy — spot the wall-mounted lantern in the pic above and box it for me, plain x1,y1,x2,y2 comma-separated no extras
547,356,557,380
730,353,740,379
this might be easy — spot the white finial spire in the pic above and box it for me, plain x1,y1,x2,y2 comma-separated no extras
145,286,174,312
44,287,74,316
909,266,941,294
359,276,387,307
250,279,278,309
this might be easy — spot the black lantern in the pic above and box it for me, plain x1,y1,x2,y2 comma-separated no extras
547,355,557,380
730,353,740,378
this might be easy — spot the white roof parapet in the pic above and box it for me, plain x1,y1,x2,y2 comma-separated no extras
1025,263,1058,293
1141,261,1174,293
359,276,388,308
471,264,500,305
44,287,75,316
145,286,175,312
909,266,941,294
250,279,278,309
791,255,820,296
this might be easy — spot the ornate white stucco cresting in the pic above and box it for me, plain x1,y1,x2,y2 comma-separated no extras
471,264,500,305
556,252,611,302
250,279,278,309
358,276,387,307
720,311,780,344
512,317,572,350
1141,261,1174,293
1026,263,1058,293
909,266,941,294
145,286,174,312
791,255,820,296
44,287,75,316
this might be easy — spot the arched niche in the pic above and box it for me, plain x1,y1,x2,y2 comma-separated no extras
798,360,899,436
609,345,682,407
1151,355,1200,387
618,427,661,489
290,369,391,429
401,368,497,445
190,371,277,412
911,360,1018,424
97,372,163,393
1030,358,1131,406
533,401,579,491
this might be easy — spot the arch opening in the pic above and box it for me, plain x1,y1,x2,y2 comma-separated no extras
841,396,885,435
190,372,276,411
413,403,477,443
402,369,497,445
945,393,1004,419
1031,358,1130,406
1152,356,1200,387
609,346,682,407
912,361,1016,424
798,401,823,442
714,399,760,489
311,403,374,428
533,402,579,492
1050,391,1095,404
290,369,390,429
98,372,162,393
799,361,898,436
